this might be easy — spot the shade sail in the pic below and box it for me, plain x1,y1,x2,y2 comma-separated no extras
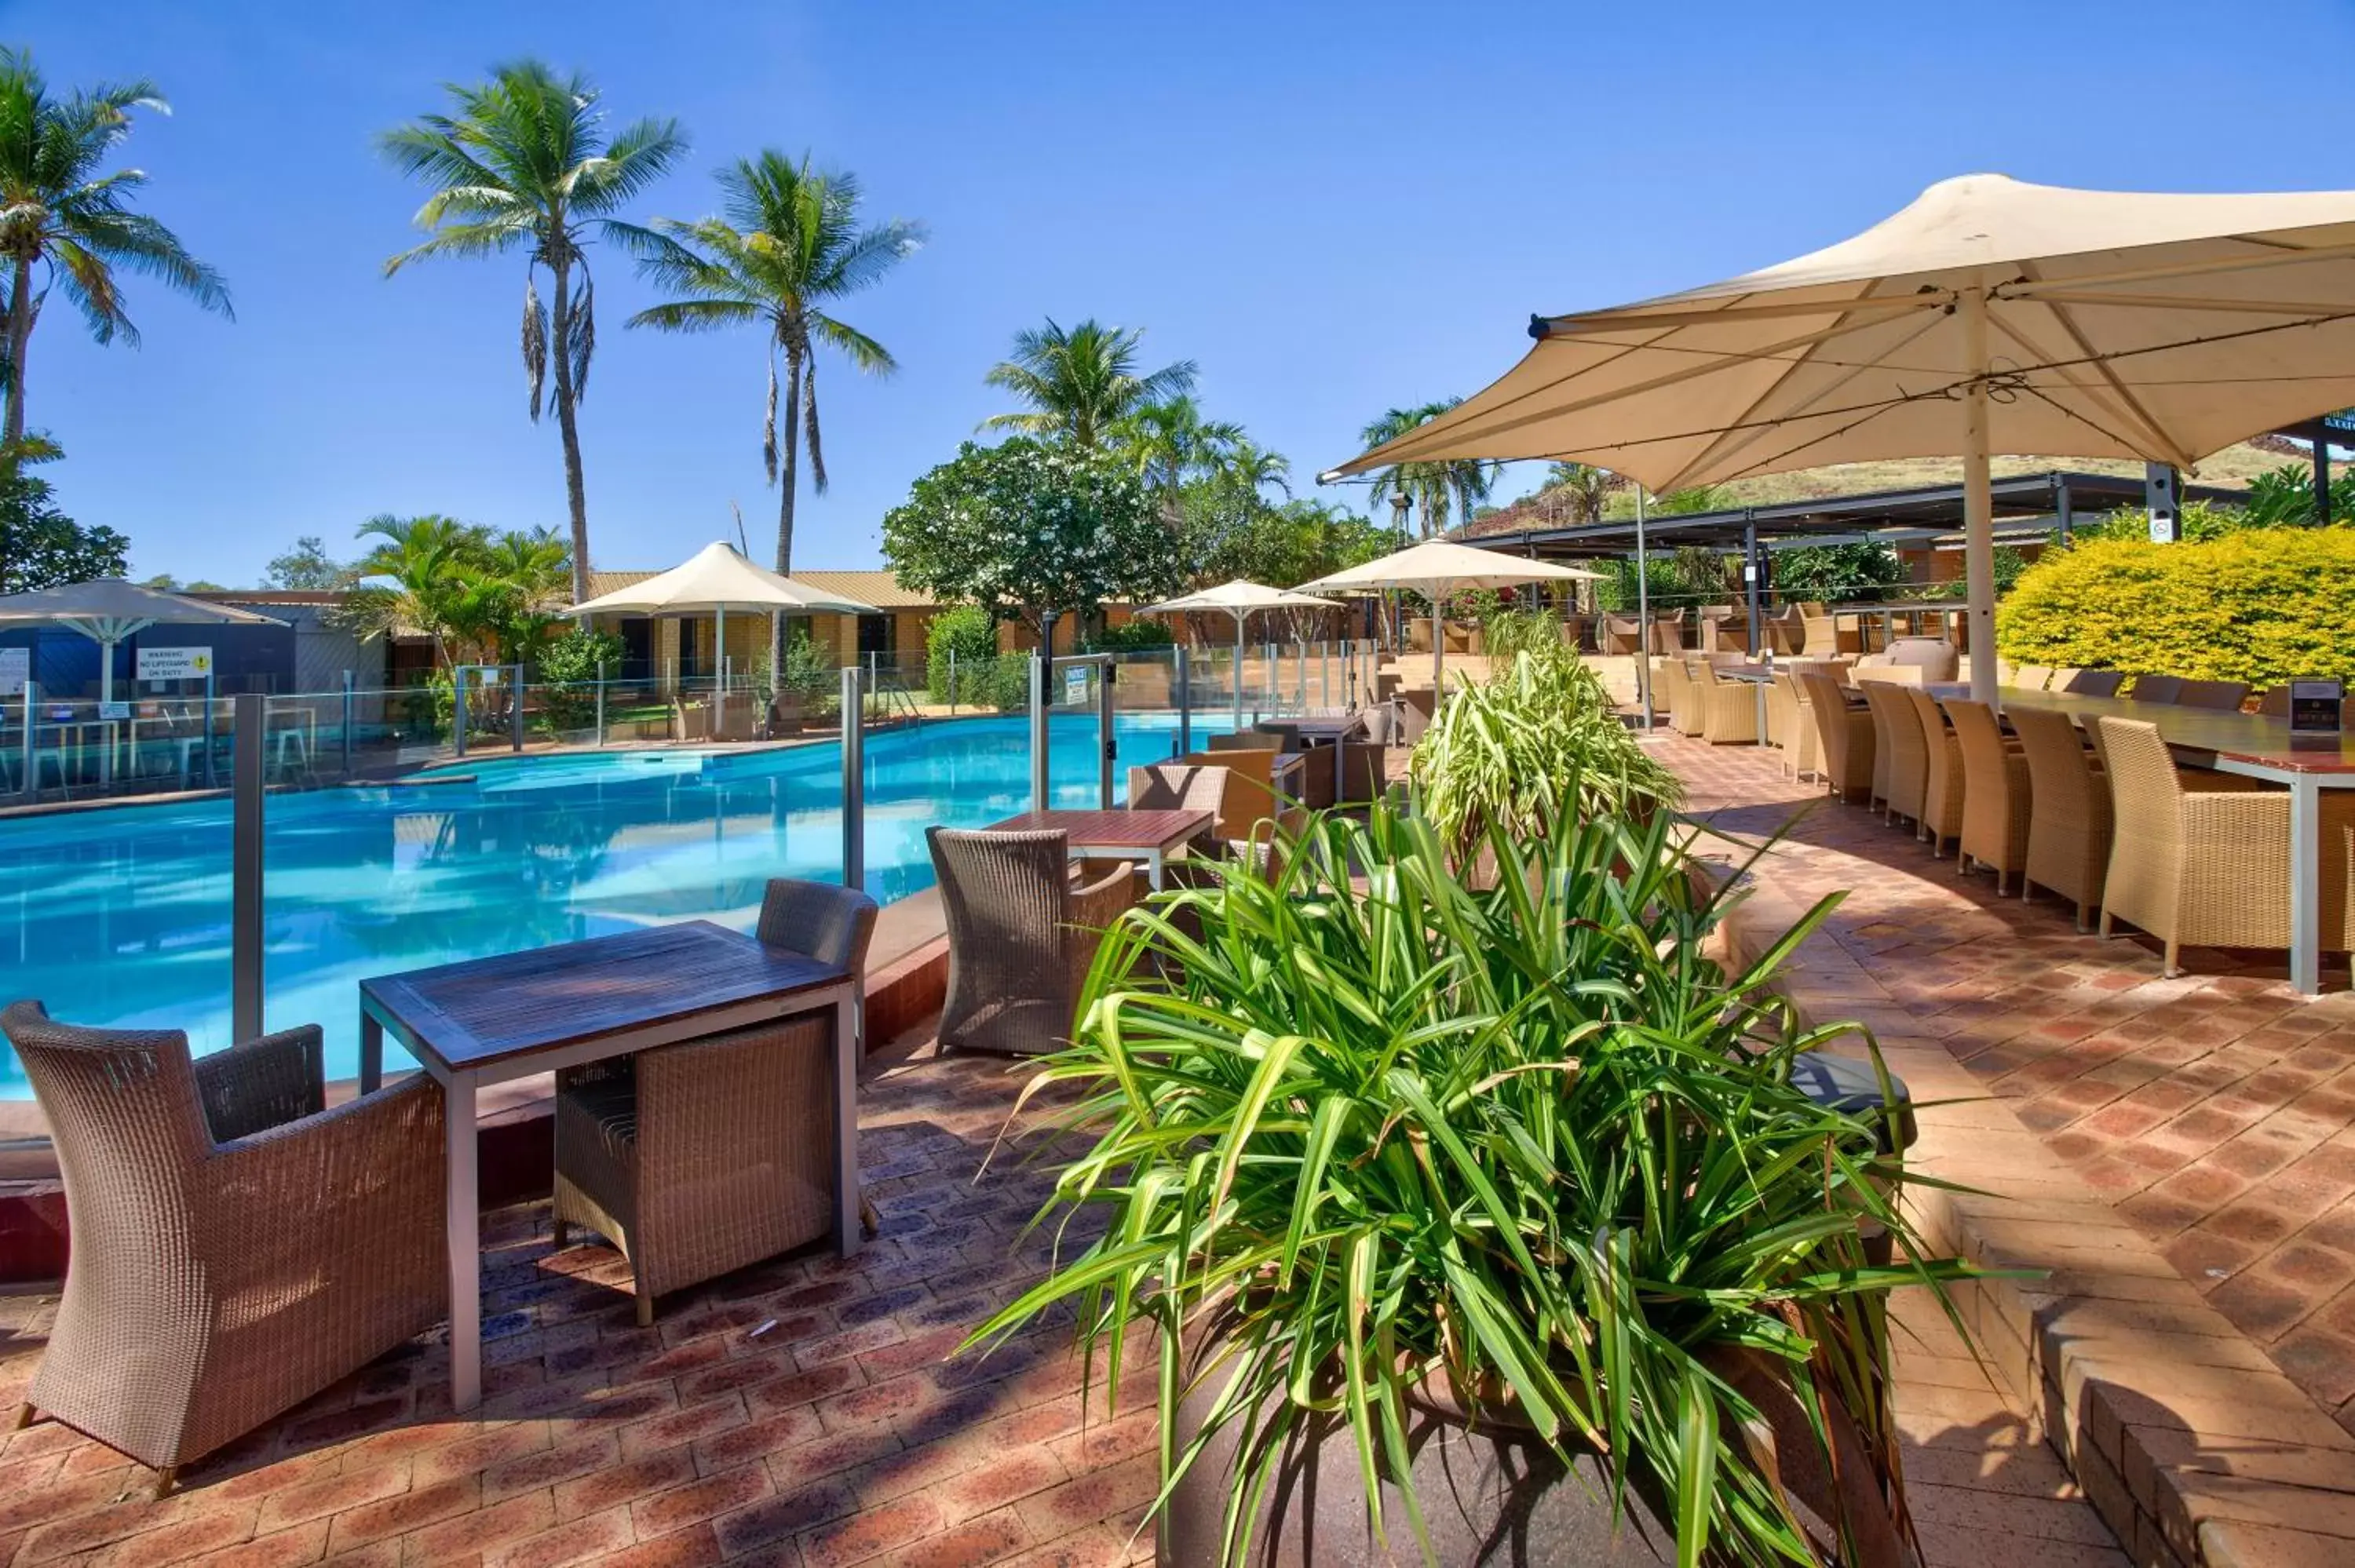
569,542,882,617
1324,173,2355,698
1297,541,1597,691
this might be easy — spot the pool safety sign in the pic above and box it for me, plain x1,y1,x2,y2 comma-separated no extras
1064,665,1089,706
0,647,24,696
137,646,214,682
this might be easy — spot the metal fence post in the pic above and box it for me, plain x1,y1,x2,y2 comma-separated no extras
1028,654,1049,813
341,670,354,777
839,665,865,892
595,660,608,747
947,648,957,715
511,663,525,751
1096,658,1115,808
232,693,265,1041
19,680,35,800
453,667,469,760
1174,647,1192,757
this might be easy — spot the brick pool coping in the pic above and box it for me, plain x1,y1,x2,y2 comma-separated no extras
1674,735,2355,1568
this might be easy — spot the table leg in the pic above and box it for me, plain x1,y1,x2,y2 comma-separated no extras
445,1074,481,1413
832,990,861,1257
2290,775,2322,997
1754,682,1769,749
360,1012,383,1095
1146,848,1165,891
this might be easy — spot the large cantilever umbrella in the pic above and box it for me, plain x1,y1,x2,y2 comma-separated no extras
1324,173,2355,699
0,578,283,705
570,542,881,730
1296,538,1598,695
1141,578,1343,729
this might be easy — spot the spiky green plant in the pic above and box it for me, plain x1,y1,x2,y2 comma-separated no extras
967,798,1971,1567
1411,641,1680,859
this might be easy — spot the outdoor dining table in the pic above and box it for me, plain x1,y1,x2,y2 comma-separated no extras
987,806,1215,889
1929,684,2355,996
356,920,860,1413
1284,715,1367,746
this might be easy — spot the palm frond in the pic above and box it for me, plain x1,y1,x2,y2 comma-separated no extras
521,272,547,421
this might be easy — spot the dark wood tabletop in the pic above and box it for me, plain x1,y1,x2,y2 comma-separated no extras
988,808,1214,848
360,921,845,1074
1285,716,1367,742
1919,684,2355,775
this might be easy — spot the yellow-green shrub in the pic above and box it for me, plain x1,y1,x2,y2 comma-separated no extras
1995,528,2355,687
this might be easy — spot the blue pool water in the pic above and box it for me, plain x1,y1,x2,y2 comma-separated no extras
0,713,1226,1096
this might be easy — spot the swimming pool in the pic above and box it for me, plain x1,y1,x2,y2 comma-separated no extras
0,712,1225,1095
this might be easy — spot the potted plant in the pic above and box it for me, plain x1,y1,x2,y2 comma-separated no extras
967,798,1969,1567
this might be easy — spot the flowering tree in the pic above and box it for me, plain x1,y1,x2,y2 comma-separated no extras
882,438,1180,643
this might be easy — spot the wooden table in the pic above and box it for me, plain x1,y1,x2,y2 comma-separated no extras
1927,684,2355,995
1286,716,1367,746
358,921,858,1412
987,807,1214,889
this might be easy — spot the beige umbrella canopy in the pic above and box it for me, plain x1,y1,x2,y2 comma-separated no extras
1297,539,1598,693
1326,173,2355,698
1141,579,1343,729
0,579,283,704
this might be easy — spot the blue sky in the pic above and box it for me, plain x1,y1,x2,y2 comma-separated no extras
13,0,2355,585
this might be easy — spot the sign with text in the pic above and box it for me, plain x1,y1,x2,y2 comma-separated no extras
1063,665,1089,706
136,646,213,682
98,702,130,721
0,647,25,697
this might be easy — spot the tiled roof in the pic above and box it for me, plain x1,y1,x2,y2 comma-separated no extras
585,568,937,610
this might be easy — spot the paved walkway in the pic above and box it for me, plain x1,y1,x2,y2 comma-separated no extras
1659,731,2355,1437
0,1019,2116,1566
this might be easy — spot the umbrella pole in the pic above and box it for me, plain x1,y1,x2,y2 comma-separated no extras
1960,286,1997,702
1635,487,1652,730
1232,611,1244,732
1429,585,1444,695
716,605,726,736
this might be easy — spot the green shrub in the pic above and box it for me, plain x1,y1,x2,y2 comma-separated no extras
531,625,625,738
1995,529,2355,685
925,604,1000,702
1477,607,1562,663
1083,618,1174,653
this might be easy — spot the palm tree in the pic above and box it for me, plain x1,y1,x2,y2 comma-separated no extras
1358,399,1495,538
1218,437,1292,501
626,150,922,673
1540,461,1620,524
0,48,231,454
1111,396,1242,501
380,61,685,603
983,319,1195,447
344,514,491,669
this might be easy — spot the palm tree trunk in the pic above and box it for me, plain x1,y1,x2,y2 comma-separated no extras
770,346,805,698
549,253,593,603
3,258,35,454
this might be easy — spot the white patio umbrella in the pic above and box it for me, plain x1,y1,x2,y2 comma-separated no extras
0,578,283,704
1141,578,1342,730
1324,174,2355,700
1296,538,1599,694
570,542,882,730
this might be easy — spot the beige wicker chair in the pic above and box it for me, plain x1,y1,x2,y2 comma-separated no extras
1766,671,1820,781
2061,669,2123,697
930,828,1138,1057
2013,665,2054,691
1945,698,2032,892
2094,717,2355,975
1904,687,1966,855
1697,666,1759,745
2172,679,2250,711
1,1005,444,1489
1599,614,1643,655
1800,609,1842,658
1860,681,1925,827
1663,656,1702,735
1128,761,1231,833
1798,671,1874,804
2011,706,2112,930
553,878,878,1324
2127,674,2183,704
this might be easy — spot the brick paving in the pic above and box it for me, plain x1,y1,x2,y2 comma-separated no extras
0,985,2116,1563
1658,731,2355,1439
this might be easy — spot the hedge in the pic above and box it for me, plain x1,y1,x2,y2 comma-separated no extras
1995,528,2355,687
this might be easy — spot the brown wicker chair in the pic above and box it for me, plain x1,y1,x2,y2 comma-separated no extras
1945,698,2032,892
1,1004,444,1489
2094,717,2355,975
2062,669,2123,696
1903,687,1966,855
2011,706,2112,930
553,878,878,1324
2171,679,2250,710
930,828,1137,1057
1599,614,1643,655
2258,686,2293,717
1128,760,1230,830
2127,674,2183,704
1798,671,1873,804
1859,680,1921,826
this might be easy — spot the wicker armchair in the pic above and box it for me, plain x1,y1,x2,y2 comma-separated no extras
1668,657,1707,735
2127,674,2183,704
1766,671,1820,782
1696,606,1744,654
1,1005,444,1488
1599,614,1643,655
2061,669,2123,697
1904,687,1966,855
2094,717,2355,975
2172,679,2250,711
1129,760,1230,828
1697,666,1759,744
552,878,878,1324
2013,665,2054,691
1945,698,2032,892
2010,706,2112,930
1798,671,1873,804
930,828,1138,1057
1859,681,1922,826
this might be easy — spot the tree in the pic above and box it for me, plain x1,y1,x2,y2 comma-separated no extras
1538,461,1619,524
340,514,573,670
139,571,225,592
264,535,352,589
881,439,1181,643
380,61,686,602
982,319,1196,448
1192,496,1386,588
1357,399,1494,538
0,48,232,452
1109,395,1241,503
626,150,922,688
0,469,127,592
